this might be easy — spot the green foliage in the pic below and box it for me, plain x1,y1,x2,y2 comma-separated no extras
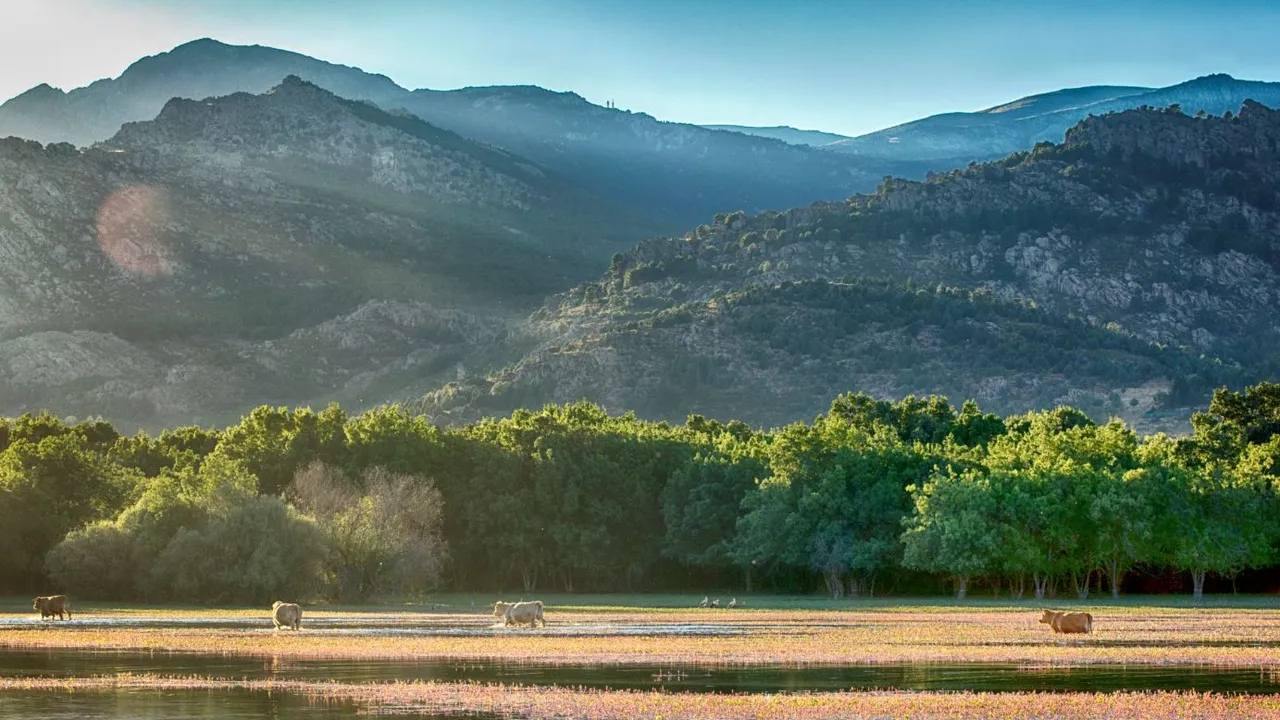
10,381,1280,599
734,410,958,597
661,450,765,568
216,404,348,495
44,455,266,601
148,492,328,604
447,402,699,592
902,469,1000,598
0,425,145,590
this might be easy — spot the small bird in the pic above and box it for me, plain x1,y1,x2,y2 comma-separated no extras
728,598,737,609
710,598,721,608
698,596,709,608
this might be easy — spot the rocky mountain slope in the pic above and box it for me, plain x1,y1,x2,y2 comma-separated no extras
826,76,1280,165
417,102,1280,431
0,39,895,227
0,77,651,429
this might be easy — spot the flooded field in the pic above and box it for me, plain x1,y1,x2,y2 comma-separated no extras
4,600,1280,718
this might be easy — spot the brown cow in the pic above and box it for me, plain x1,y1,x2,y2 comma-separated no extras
503,600,545,628
271,601,302,631
1039,609,1093,634
33,595,70,621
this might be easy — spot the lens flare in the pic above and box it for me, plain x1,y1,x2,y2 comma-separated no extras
95,185,173,277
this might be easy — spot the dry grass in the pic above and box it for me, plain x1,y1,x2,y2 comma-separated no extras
4,604,1280,668
4,675,1280,719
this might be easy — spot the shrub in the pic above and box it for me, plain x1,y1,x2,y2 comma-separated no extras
148,490,329,604
289,462,448,601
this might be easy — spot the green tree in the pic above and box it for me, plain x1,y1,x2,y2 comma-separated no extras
0,433,143,591
1154,463,1272,599
215,404,348,495
661,450,764,575
902,470,1000,598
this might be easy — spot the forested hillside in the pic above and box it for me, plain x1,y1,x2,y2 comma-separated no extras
419,102,1280,431
3,383,1277,601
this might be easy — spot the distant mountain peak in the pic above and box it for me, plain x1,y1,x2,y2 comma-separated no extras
172,37,231,50
15,82,65,98
0,83,67,112
1190,73,1238,83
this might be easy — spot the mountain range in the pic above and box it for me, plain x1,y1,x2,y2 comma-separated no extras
0,39,897,229
1,39,1277,432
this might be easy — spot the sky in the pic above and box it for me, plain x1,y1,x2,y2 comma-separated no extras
2,0,1279,136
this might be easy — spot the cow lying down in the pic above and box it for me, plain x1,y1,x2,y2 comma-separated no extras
492,600,545,628
1039,609,1093,634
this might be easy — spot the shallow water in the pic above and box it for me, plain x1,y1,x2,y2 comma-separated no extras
0,689,362,720
3,648,1279,694
0,614,753,637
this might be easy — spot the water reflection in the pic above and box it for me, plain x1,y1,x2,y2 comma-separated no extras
0,689,360,720
2,649,1278,695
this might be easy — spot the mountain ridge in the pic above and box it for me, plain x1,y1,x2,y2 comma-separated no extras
825,74,1280,164
0,38,893,228
0,77,652,429
701,124,853,147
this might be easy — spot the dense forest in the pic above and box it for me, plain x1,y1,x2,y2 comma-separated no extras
2,382,1277,602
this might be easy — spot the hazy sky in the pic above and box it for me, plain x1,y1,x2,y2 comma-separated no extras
3,0,1279,135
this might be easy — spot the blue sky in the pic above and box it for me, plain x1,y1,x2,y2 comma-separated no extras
3,0,1279,135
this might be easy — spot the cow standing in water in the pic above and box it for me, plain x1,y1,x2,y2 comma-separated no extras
496,600,545,628
271,601,303,630
33,596,71,621
1039,609,1093,634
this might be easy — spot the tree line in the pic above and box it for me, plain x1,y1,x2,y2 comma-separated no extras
1,383,1277,603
